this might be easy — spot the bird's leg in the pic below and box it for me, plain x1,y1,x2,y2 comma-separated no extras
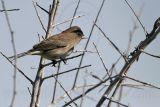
51,60,57,67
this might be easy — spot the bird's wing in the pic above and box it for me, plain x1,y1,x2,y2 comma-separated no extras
33,34,69,51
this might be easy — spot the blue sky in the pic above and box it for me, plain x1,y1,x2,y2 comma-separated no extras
1,0,160,107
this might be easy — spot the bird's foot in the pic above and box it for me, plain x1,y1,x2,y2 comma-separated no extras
51,60,57,67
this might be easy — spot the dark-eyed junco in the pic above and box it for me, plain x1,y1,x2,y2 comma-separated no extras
9,26,85,63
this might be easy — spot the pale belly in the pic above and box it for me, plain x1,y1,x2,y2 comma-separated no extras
41,47,73,60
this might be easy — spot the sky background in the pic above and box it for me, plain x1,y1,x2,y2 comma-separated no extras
1,0,160,107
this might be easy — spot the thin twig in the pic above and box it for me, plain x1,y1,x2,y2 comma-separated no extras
96,17,160,106
30,1,60,107
73,49,96,53
107,79,122,107
124,0,148,35
27,87,32,96
32,0,47,33
42,54,84,68
0,8,20,12
36,2,49,14
102,56,121,79
69,0,81,26
126,3,144,56
93,42,111,80
52,15,84,28
121,7,144,105
141,50,160,58
90,73,104,82
43,65,91,81
106,97,128,107
53,83,98,105
53,77,78,107
1,1,17,106
94,23,128,62
72,0,107,89
51,62,61,103
124,76,160,90
0,52,33,84
63,75,117,107
117,86,123,107
46,0,59,36
80,76,87,107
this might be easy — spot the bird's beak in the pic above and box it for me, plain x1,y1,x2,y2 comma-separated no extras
81,35,87,39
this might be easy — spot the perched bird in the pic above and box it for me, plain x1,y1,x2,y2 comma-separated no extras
9,26,85,64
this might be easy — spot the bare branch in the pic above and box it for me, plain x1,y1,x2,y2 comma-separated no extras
53,77,78,107
124,76,160,90
63,75,117,107
124,0,148,35
51,62,61,103
80,76,87,107
141,50,160,58
94,23,128,62
0,52,33,84
52,15,85,28
93,42,111,80
1,1,18,106
96,17,160,106
42,54,84,68
0,8,20,12
106,97,128,107
30,1,60,107
43,65,91,81
36,2,49,14
32,0,47,33
69,0,81,26
72,0,107,89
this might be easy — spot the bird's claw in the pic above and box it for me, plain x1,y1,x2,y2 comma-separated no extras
61,58,68,65
51,60,57,67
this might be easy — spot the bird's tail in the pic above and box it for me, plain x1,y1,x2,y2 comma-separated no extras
8,50,31,61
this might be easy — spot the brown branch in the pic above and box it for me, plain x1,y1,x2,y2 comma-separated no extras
117,6,144,106
107,79,122,107
30,1,60,107
46,0,59,36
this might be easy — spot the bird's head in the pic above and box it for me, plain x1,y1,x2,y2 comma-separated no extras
64,26,86,39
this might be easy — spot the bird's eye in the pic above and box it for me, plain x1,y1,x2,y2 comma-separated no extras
73,29,83,36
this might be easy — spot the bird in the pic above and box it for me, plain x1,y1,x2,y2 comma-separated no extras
9,26,86,65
